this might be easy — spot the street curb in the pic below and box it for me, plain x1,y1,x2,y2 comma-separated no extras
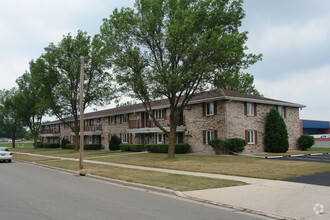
177,191,297,220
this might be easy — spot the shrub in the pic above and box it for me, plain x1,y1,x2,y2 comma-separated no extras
298,135,315,150
264,109,289,153
224,138,246,153
120,144,145,152
39,143,61,148
84,144,102,150
208,139,226,154
146,144,190,154
62,144,101,150
61,138,70,149
109,135,120,151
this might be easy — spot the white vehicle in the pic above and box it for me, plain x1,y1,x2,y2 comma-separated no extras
0,147,12,163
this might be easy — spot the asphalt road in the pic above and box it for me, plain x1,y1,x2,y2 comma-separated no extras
275,154,330,163
0,161,268,220
284,172,330,187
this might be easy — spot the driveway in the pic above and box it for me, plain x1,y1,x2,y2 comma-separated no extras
283,172,330,187
273,154,330,163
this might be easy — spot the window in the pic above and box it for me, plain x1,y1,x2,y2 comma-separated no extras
206,102,215,116
247,130,255,144
157,134,165,144
155,110,164,119
206,130,215,143
109,116,116,125
246,103,255,116
121,133,129,143
121,114,128,123
277,106,285,118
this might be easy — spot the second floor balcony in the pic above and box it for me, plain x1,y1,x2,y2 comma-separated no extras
84,124,102,132
128,117,185,129
41,128,61,134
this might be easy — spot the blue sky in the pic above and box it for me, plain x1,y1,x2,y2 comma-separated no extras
0,0,329,121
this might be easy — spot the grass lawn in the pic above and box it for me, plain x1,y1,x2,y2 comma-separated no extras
11,147,125,158
90,153,330,180
13,153,245,191
12,148,330,180
0,142,34,148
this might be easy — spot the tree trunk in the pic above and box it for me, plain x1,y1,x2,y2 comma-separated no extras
167,124,177,159
74,123,80,152
33,131,38,149
11,127,16,149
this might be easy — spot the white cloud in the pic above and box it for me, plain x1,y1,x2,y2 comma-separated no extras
255,64,330,120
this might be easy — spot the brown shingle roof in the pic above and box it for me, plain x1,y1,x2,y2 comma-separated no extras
43,89,305,125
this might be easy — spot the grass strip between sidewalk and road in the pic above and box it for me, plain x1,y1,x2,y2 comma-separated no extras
14,153,246,192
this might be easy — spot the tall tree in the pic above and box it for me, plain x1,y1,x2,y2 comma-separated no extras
0,89,23,148
15,58,51,148
43,30,113,151
100,0,262,158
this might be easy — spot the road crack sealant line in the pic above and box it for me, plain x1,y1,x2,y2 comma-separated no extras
176,191,296,220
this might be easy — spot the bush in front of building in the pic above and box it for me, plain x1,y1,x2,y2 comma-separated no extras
38,143,61,148
224,138,247,153
298,135,315,150
119,144,145,152
146,144,190,154
264,109,289,153
109,135,120,151
61,138,70,149
208,139,227,154
63,144,102,150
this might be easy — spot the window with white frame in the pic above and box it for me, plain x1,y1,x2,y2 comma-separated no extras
277,106,285,118
247,130,255,144
157,134,165,144
121,114,128,123
206,102,215,116
121,133,129,143
155,110,164,119
206,130,215,143
109,116,116,125
246,102,255,116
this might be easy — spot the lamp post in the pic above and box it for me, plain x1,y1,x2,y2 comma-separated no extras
44,47,85,172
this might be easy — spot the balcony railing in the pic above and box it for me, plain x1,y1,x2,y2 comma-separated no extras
41,129,61,134
128,118,185,129
84,124,102,131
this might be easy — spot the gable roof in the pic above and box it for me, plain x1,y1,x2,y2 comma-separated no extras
43,89,305,125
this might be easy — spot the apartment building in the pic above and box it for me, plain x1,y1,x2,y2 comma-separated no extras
41,89,305,153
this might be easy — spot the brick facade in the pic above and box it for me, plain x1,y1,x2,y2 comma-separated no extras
41,90,304,153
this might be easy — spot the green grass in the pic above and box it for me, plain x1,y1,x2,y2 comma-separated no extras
12,148,330,180
14,153,245,191
0,142,34,148
308,147,330,151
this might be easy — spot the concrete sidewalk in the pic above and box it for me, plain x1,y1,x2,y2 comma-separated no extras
15,152,330,219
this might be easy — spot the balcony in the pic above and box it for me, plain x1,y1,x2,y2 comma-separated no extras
128,118,185,129
84,124,102,131
41,128,61,134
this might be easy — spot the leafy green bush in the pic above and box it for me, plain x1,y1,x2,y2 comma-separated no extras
39,143,61,148
109,135,120,151
264,109,289,153
61,138,70,149
120,144,145,152
223,138,246,153
298,135,315,150
208,139,226,154
146,144,190,154
63,144,101,150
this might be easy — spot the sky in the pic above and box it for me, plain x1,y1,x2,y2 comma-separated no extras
0,0,329,121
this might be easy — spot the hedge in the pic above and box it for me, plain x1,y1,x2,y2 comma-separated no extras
38,143,61,148
64,144,102,150
145,144,190,154
120,144,145,152
298,135,315,150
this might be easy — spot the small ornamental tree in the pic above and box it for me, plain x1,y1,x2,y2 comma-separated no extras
109,135,120,151
298,135,315,150
264,109,289,153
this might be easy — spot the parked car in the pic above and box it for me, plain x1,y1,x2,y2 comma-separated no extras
0,147,12,163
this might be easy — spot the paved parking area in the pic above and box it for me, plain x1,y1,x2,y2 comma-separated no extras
283,171,330,186
274,154,330,163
